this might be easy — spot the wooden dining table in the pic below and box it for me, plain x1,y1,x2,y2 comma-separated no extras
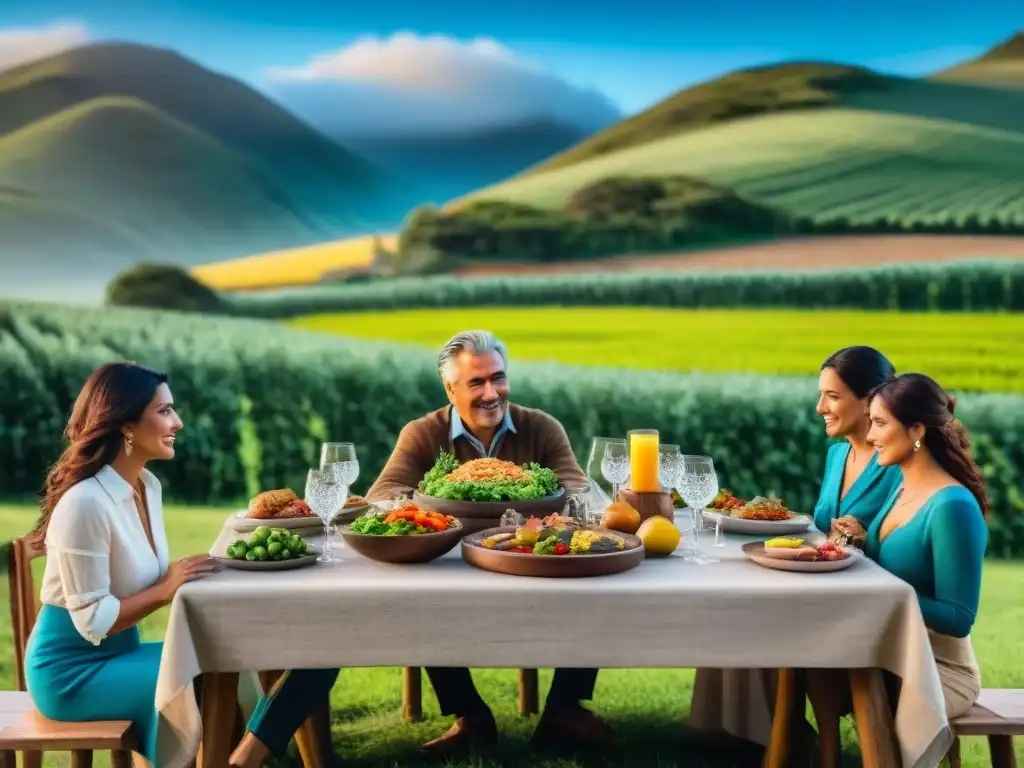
151,516,951,768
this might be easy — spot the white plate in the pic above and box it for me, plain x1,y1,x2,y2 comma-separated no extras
741,541,860,573
229,511,325,533
213,545,322,571
702,509,813,535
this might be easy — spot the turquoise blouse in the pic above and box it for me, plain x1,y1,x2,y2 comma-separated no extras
866,485,987,638
812,442,902,534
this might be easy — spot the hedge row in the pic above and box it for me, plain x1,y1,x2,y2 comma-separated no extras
226,259,1024,318
1,301,1022,556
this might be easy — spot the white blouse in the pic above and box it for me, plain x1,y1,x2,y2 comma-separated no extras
40,464,169,646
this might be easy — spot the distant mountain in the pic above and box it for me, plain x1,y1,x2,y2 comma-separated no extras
337,118,598,204
0,42,419,303
934,31,1024,89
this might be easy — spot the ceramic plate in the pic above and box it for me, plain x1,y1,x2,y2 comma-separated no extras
702,510,813,535
740,541,860,573
230,511,325,533
213,546,321,571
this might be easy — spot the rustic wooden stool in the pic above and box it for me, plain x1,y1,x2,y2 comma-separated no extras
946,689,1024,768
3,535,137,768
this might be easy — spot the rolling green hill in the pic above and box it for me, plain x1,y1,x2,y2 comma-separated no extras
0,42,410,228
934,31,1024,89
459,37,1024,235
0,96,338,303
0,42,420,302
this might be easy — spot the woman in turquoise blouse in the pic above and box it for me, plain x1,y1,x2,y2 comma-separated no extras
863,372,988,717
808,373,988,746
813,346,902,534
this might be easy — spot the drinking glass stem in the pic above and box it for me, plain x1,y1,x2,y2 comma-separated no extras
322,519,332,558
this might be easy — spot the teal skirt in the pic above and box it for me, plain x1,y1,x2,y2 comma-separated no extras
26,604,163,765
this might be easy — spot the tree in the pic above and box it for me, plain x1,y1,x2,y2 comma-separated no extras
106,262,227,314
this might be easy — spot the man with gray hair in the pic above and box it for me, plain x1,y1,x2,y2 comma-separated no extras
367,330,607,756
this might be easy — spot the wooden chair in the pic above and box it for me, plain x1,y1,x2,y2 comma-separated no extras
401,667,540,721
2,535,137,768
946,689,1024,768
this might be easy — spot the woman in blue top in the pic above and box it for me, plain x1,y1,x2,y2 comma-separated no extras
862,372,987,717
813,346,902,535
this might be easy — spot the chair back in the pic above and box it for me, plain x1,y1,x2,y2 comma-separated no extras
8,534,44,691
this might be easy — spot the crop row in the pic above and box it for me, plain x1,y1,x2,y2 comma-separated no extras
1,301,1022,555
226,260,1024,318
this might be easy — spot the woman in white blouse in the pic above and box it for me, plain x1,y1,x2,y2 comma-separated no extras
25,362,217,767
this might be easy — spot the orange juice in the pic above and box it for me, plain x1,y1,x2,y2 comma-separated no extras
628,429,660,492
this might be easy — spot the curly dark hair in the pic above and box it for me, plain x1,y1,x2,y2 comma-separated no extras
870,373,989,519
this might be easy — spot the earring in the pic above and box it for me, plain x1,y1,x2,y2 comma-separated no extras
125,431,134,457
913,438,921,452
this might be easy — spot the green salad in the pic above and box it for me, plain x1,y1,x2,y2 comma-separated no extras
226,526,309,562
418,451,559,502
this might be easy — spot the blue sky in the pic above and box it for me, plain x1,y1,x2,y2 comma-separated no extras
0,0,1020,116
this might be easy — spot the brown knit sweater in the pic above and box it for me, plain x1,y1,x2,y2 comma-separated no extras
366,403,588,502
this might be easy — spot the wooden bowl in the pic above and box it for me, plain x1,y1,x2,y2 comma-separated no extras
412,488,566,533
461,525,645,578
617,489,674,523
338,522,463,564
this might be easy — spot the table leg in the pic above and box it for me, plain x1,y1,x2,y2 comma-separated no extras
763,668,807,768
849,668,901,768
519,669,539,717
403,667,422,722
295,696,333,768
198,672,240,768
988,735,1017,768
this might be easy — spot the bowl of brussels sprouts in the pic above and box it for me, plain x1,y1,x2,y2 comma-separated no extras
215,525,320,570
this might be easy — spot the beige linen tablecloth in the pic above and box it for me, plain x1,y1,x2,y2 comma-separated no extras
151,516,951,768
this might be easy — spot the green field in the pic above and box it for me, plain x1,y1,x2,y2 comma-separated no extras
287,307,1024,393
2,504,1022,768
465,109,1024,230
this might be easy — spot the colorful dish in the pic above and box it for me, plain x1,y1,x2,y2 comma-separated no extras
349,503,459,535
418,452,560,502
479,514,629,556
741,538,859,573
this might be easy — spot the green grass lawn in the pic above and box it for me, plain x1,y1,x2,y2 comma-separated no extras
2,503,1022,768
287,307,1024,394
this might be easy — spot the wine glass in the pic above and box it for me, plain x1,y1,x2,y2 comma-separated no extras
321,442,359,530
305,468,343,563
658,444,683,493
321,442,359,486
601,442,630,502
587,437,628,503
678,455,720,565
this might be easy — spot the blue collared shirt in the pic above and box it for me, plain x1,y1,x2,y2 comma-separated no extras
450,407,517,457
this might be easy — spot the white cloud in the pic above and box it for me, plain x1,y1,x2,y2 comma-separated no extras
0,21,89,73
266,32,622,136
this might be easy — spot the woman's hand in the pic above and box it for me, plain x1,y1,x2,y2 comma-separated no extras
830,516,867,548
160,553,219,602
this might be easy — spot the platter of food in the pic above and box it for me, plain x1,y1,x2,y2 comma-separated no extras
741,537,859,573
215,526,320,571
461,513,645,578
412,452,566,533
230,489,324,532
701,490,812,534
339,502,464,563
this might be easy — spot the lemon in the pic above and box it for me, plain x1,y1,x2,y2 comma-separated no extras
765,537,804,549
636,515,681,557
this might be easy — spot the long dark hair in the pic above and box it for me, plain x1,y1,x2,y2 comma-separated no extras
821,345,895,398
33,362,168,545
870,373,989,519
